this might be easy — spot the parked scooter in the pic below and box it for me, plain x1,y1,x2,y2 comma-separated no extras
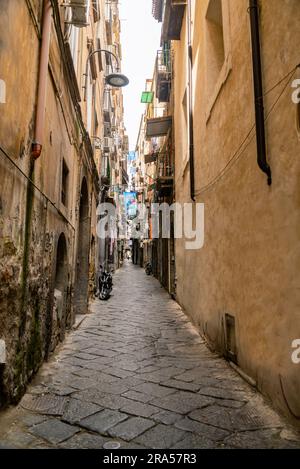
98,266,113,300
145,262,152,276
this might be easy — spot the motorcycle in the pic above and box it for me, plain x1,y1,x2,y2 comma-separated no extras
98,266,113,300
145,262,152,276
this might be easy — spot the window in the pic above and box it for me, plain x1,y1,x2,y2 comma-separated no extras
182,88,188,127
205,0,225,97
92,0,100,23
61,159,69,207
141,92,154,104
69,26,79,71
96,38,103,72
205,0,232,121
86,68,93,133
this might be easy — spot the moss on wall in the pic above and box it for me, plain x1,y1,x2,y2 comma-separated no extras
26,297,42,375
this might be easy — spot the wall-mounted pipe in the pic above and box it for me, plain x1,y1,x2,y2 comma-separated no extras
31,0,52,159
187,0,195,201
249,0,272,185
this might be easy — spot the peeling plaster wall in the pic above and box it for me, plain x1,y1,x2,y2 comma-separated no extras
0,0,95,405
174,0,300,426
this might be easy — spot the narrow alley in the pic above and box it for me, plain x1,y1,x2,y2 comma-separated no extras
0,262,299,450
1,1,300,455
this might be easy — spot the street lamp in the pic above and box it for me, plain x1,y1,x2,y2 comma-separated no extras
86,49,129,88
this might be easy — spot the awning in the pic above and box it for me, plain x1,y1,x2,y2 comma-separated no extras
146,116,172,138
152,0,163,21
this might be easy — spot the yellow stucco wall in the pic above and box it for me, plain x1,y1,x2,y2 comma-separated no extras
174,0,300,425
0,0,104,404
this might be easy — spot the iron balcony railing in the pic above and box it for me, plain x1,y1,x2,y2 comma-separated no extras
157,151,174,178
156,49,173,103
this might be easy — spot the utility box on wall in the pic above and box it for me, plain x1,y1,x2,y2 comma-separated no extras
0,340,6,364
225,314,237,364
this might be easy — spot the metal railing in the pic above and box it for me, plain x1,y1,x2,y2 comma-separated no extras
157,151,174,178
156,49,173,102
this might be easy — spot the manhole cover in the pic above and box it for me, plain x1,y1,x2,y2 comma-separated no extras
103,441,121,449
20,394,67,416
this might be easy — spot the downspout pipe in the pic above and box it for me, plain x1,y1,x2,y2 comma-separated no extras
187,0,195,201
31,0,52,160
249,0,272,185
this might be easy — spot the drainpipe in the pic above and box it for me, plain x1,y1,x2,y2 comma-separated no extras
187,0,195,201
31,0,52,160
249,0,272,185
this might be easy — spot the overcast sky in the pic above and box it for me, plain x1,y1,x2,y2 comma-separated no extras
119,0,161,151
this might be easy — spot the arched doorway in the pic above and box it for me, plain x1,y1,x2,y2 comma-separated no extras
89,235,96,295
50,232,68,352
74,177,90,314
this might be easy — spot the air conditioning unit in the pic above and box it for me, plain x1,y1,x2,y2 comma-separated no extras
64,0,89,28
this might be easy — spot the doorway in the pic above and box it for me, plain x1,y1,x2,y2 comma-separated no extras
74,177,90,314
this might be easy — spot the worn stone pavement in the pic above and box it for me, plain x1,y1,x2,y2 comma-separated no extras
0,262,300,449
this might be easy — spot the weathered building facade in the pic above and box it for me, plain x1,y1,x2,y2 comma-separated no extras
0,0,127,406
97,0,129,272
134,58,176,294
151,0,300,426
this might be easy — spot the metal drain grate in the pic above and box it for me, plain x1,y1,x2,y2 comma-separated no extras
20,394,68,416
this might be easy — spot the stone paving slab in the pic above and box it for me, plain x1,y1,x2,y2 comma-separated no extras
133,382,177,398
62,399,102,425
29,419,79,445
175,417,230,441
120,400,159,419
0,262,299,449
59,432,108,449
79,410,128,434
150,391,215,414
108,417,155,441
134,424,187,449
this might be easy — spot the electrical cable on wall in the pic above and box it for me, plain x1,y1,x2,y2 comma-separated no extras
194,65,299,198
0,145,75,231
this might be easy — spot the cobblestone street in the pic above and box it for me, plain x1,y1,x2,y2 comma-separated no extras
0,262,299,449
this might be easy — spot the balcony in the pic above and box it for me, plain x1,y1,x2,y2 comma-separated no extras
103,90,113,124
144,152,158,164
156,152,174,197
104,122,112,137
103,137,113,153
105,4,113,45
156,49,172,103
145,116,172,139
152,0,186,41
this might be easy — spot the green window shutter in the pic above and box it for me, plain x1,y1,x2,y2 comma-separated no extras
141,91,154,104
